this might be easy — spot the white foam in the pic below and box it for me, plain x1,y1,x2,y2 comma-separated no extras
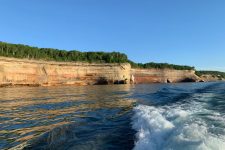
132,104,225,150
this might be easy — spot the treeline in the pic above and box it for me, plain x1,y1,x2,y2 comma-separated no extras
0,41,195,70
196,71,225,79
129,61,195,70
0,42,128,63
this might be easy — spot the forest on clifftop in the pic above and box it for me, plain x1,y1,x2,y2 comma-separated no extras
0,41,195,70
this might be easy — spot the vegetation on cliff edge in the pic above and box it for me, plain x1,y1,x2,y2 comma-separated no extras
196,71,225,79
129,61,195,70
0,41,194,70
0,42,128,63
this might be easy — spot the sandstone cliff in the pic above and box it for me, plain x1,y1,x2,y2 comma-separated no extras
0,57,221,87
131,68,200,83
199,74,223,82
0,57,131,86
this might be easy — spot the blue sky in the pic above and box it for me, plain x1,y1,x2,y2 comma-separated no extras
0,0,225,71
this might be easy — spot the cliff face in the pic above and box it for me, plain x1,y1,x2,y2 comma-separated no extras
199,75,223,82
0,57,220,87
131,68,200,83
0,57,131,86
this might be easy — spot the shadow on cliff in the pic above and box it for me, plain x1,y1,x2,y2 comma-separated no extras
94,77,127,85
180,78,197,82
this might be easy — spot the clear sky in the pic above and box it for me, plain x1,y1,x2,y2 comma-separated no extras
0,0,225,71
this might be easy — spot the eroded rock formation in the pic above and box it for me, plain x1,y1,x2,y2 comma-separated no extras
0,57,221,87
199,74,223,82
131,68,200,84
0,57,131,86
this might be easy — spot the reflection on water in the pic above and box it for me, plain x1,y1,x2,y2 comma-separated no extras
3,82,224,150
0,85,136,150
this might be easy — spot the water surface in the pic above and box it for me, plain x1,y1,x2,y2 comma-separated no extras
0,82,225,150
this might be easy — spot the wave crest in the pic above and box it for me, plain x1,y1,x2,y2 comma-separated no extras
132,104,225,150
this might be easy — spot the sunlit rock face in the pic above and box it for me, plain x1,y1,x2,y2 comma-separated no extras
0,57,131,86
131,68,200,83
199,74,223,82
0,56,216,86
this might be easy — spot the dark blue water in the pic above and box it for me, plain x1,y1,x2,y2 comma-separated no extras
0,82,225,150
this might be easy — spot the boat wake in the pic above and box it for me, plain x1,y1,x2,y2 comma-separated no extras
132,103,225,150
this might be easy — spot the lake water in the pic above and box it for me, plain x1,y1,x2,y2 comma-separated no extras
0,82,225,150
